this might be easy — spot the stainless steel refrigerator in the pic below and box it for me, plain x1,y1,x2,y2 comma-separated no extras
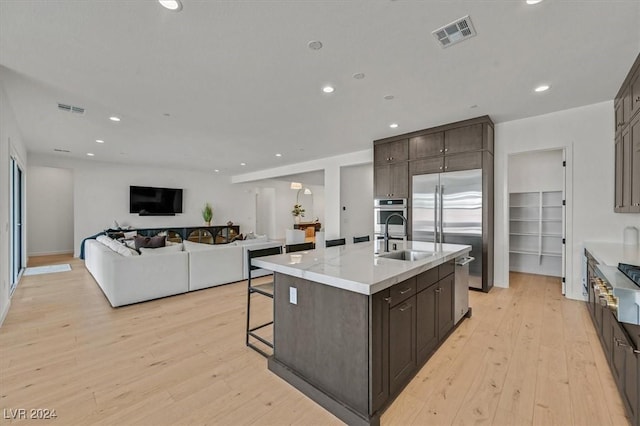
412,169,483,289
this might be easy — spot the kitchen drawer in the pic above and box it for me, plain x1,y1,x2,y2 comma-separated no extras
388,277,417,307
439,260,455,279
416,267,439,293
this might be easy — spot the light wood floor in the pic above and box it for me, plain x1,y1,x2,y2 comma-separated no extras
0,255,630,425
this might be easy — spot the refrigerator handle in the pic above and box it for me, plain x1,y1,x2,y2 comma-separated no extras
434,185,439,243
439,185,444,244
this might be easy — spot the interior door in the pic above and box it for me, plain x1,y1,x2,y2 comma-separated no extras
411,173,440,243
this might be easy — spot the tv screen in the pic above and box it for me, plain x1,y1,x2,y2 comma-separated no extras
129,186,183,215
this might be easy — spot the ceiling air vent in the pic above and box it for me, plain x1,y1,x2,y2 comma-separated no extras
57,103,85,114
432,15,477,48
53,148,71,153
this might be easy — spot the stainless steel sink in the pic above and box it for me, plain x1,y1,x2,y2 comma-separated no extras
377,250,435,261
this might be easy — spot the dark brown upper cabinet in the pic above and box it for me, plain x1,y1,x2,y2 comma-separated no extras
374,139,408,165
614,53,640,213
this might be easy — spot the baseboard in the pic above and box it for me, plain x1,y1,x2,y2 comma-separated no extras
0,299,11,328
27,250,74,257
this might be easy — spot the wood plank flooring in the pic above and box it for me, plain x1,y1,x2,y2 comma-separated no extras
0,256,630,425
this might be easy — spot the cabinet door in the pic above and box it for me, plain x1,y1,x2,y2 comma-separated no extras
370,290,390,414
612,320,626,386
444,152,482,172
374,165,392,198
624,348,638,424
410,157,443,175
630,67,640,120
374,140,408,165
630,114,640,212
616,98,626,133
389,295,417,395
615,133,625,211
409,133,444,159
375,163,408,198
444,124,483,154
390,162,408,199
437,274,455,340
416,285,438,364
603,309,614,363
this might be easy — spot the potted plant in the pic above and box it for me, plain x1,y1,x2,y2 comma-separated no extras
291,204,305,224
202,203,213,226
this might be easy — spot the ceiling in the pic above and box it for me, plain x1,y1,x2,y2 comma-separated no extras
1,1,638,177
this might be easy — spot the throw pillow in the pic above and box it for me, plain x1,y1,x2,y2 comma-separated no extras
134,235,166,250
123,231,137,239
139,243,183,255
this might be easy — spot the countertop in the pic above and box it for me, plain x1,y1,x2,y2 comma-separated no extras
251,240,471,295
583,242,640,266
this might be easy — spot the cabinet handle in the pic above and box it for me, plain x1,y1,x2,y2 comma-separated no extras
390,157,394,161
399,287,412,295
440,149,443,153
445,148,448,152
636,96,640,103
444,166,448,170
399,303,411,312
384,297,392,304
439,166,443,170
615,338,640,354
435,288,442,293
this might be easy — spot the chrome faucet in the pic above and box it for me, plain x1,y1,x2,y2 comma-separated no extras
384,213,407,252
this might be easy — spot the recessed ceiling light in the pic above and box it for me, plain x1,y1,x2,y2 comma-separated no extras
383,95,394,100
534,84,550,92
470,105,478,109
240,162,246,166
214,169,220,173
322,86,335,93
526,0,543,4
109,116,120,122
308,40,323,50
353,73,365,80
87,153,95,157
275,153,282,157
389,123,399,129
96,139,104,143
159,0,182,11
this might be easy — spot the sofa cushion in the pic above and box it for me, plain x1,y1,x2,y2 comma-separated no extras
139,243,183,255
134,235,166,250
96,235,139,256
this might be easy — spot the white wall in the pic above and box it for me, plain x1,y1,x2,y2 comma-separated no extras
341,163,374,243
28,154,261,257
508,150,563,193
495,101,639,301
0,79,28,326
27,166,74,256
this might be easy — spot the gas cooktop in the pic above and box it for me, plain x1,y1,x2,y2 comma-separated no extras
618,263,640,287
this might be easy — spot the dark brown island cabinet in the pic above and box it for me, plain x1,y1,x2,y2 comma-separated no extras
585,250,639,426
373,116,494,292
614,52,640,213
268,260,458,426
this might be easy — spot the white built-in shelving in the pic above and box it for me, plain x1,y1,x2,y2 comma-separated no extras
509,191,563,277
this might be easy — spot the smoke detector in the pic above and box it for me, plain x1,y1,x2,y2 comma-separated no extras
432,15,477,48
57,103,85,114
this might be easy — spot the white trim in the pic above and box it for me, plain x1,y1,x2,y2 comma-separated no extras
27,250,74,257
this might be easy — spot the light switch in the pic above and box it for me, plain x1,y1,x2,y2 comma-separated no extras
289,287,297,305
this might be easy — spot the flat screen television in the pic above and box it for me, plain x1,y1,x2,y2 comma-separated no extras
129,186,183,215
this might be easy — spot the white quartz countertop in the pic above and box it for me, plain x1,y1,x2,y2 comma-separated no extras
584,242,640,266
251,240,471,295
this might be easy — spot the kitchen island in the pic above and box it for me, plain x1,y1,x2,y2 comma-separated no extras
252,240,471,426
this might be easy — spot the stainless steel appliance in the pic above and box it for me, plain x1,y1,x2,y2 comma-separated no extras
454,255,474,323
412,169,483,289
593,263,640,325
374,198,407,238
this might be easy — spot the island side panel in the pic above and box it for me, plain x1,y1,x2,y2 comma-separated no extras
273,272,370,416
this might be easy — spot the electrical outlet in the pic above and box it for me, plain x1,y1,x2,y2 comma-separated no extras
289,287,297,305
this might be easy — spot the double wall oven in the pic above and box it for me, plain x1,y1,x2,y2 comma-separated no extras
374,198,407,240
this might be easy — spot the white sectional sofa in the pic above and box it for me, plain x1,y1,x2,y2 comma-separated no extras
84,235,282,307
84,239,189,307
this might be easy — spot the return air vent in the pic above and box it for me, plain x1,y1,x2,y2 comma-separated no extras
53,148,71,153
57,103,85,114
432,15,477,48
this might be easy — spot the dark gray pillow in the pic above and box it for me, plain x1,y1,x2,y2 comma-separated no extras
134,235,166,250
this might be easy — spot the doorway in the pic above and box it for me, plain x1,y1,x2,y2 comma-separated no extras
508,149,567,294
10,156,24,295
